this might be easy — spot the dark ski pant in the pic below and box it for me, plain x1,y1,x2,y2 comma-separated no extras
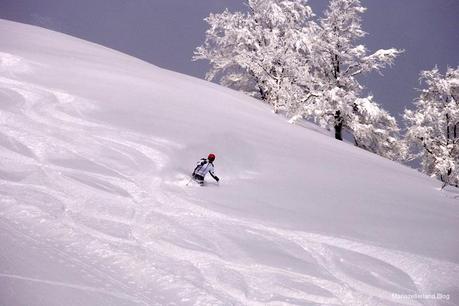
192,174,205,185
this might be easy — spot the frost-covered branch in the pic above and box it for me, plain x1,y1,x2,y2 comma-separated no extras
404,66,459,187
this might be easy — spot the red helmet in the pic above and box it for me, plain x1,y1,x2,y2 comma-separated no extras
208,153,216,161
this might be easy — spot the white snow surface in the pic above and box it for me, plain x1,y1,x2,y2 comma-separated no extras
0,20,458,306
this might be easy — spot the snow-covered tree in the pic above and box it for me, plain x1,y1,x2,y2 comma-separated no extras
292,0,404,158
404,67,459,188
195,0,405,160
193,0,316,113
351,96,406,160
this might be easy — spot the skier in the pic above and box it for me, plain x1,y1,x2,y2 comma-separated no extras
192,153,220,185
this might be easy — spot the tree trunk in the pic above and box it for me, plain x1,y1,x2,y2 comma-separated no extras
446,113,450,141
334,110,343,141
334,122,343,140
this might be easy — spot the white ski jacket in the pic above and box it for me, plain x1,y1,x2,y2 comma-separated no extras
194,158,216,178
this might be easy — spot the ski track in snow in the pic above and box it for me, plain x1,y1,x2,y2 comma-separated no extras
1,53,458,306
0,272,142,303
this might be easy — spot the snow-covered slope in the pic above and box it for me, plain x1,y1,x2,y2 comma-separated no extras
0,19,458,306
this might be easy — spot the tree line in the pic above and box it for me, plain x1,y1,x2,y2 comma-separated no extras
194,0,458,188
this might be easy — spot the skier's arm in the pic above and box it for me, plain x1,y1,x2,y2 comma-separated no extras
209,171,219,182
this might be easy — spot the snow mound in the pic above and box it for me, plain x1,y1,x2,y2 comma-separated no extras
0,19,458,306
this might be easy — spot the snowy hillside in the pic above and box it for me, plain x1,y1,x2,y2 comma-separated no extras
0,19,458,306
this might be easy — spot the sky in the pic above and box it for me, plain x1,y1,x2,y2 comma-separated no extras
0,0,458,119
